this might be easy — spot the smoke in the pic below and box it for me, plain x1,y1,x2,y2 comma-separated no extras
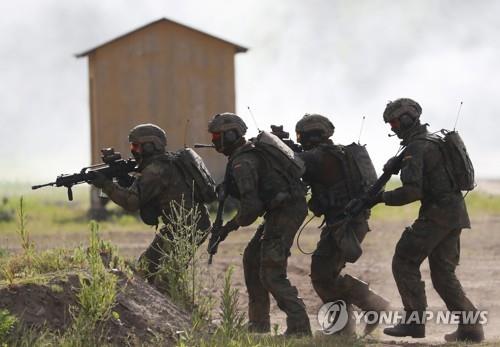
0,0,499,180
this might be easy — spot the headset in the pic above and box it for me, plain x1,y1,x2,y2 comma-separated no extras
141,142,157,155
399,114,416,129
223,129,239,144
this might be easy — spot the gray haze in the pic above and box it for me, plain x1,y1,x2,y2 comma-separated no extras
1,0,499,181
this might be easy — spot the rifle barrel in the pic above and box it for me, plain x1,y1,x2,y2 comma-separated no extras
32,182,55,190
194,143,215,148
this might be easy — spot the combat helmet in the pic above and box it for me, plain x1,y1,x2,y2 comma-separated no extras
383,98,422,123
295,114,335,138
128,123,167,151
208,113,247,136
208,113,247,154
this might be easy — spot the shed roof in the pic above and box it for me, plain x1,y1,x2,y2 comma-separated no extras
75,17,248,58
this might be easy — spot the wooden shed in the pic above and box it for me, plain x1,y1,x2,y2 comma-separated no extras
76,18,247,213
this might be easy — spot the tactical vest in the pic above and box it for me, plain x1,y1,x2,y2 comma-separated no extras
229,132,306,206
416,131,475,192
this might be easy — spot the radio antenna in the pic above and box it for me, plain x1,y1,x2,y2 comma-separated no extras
183,118,190,148
247,106,260,132
357,115,366,144
453,101,463,131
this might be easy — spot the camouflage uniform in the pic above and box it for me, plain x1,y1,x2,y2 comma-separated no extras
299,141,389,333
383,124,476,316
225,142,311,335
99,154,210,277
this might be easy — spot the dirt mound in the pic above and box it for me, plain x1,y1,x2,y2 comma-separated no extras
0,271,191,345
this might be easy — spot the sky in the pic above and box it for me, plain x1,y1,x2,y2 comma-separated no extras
1,0,499,181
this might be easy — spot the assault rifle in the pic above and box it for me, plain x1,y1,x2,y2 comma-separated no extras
270,125,302,153
194,143,229,264
32,148,137,201
344,151,405,217
206,181,228,264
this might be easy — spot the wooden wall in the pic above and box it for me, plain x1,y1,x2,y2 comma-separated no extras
88,20,238,180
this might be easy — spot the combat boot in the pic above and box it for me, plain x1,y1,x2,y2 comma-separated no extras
383,311,425,338
444,324,484,343
284,318,312,337
283,325,312,337
246,321,271,334
383,323,425,338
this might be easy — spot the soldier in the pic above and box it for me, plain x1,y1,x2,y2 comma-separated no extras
370,98,484,342
90,124,211,282
207,113,312,336
294,114,389,335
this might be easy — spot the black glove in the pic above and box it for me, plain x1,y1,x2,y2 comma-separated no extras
383,156,401,175
90,171,111,189
366,191,384,208
218,219,239,241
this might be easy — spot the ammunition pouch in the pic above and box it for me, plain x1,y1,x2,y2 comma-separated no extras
310,181,352,216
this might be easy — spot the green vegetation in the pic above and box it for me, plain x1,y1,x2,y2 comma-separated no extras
0,183,144,237
1,181,499,247
73,222,118,328
1,185,500,346
0,198,126,346
154,201,208,309
462,191,500,215
0,310,17,342
370,190,500,221
218,266,246,338
0,198,87,284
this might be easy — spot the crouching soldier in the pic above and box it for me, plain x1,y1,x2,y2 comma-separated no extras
294,114,390,335
207,113,312,336
90,124,212,283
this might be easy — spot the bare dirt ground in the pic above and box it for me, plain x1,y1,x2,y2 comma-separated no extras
0,271,191,345
3,214,499,345
211,216,500,345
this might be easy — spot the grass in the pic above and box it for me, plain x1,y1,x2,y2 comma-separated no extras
0,309,17,342
0,183,145,237
0,188,499,346
74,221,118,326
369,180,500,221
0,199,125,345
1,180,498,244
152,199,218,341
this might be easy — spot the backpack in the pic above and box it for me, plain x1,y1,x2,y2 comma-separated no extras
252,131,306,181
342,143,378,197
323,143,377,200
172,148,217,203
422,130,475,191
